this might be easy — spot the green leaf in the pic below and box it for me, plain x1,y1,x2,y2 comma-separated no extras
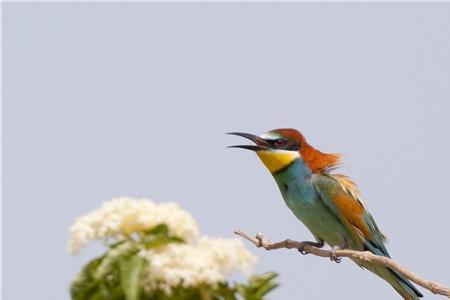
119,255,147,300
95,242,138,280
254,282,279,299
144,223,169,236
236,272,279,300
252,272,278,283
142,224,184,249
212,283,238,300
71,241,142,300
144,236,184,249
70,256,104,300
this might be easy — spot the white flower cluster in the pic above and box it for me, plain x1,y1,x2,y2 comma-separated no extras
68,197,199,254
140,237,257,295
68,197,257,295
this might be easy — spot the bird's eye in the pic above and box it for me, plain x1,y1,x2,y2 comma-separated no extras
274,139,286,147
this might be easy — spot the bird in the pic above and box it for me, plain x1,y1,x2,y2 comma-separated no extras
228,128,423,300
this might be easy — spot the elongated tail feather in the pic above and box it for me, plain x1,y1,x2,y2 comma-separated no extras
354,259,423,300
389,268,423,300
357,241,423,300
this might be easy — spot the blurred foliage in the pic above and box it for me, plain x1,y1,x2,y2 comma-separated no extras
70,224,278,300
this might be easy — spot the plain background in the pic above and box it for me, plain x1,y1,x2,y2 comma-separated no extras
3,3,450,300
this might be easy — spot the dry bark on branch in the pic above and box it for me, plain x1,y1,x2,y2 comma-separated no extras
234,229,450,298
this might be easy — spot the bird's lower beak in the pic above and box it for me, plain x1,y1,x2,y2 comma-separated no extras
227,132,270,151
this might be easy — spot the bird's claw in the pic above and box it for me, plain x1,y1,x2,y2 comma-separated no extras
330,254,342,263
297,240,324,255
330,246,342,263
298,247,309,255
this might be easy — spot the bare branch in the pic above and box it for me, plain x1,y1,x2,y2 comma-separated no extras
234,229,450,298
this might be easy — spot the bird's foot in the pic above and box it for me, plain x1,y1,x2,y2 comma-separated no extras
330,245,345,263
297,240,325,255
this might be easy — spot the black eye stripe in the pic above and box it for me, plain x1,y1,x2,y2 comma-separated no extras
265,138,300,151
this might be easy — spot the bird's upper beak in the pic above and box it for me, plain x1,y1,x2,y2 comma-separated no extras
227,132,271,151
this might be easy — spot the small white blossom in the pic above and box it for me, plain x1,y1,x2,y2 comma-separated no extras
68,197,199,254
140,237,257,295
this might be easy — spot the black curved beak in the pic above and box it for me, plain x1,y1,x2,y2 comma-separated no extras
227,132,270,151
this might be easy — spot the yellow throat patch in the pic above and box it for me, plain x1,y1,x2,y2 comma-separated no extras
256,150,300,173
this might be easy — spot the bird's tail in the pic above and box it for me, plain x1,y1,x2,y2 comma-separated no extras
352,238,422,300
355,260,423,300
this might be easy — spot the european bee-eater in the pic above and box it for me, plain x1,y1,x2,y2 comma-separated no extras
228,128,423,300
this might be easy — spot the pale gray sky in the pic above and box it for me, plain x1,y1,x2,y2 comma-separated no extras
3,3,450,300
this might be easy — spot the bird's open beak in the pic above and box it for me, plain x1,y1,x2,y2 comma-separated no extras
227,132,270,151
